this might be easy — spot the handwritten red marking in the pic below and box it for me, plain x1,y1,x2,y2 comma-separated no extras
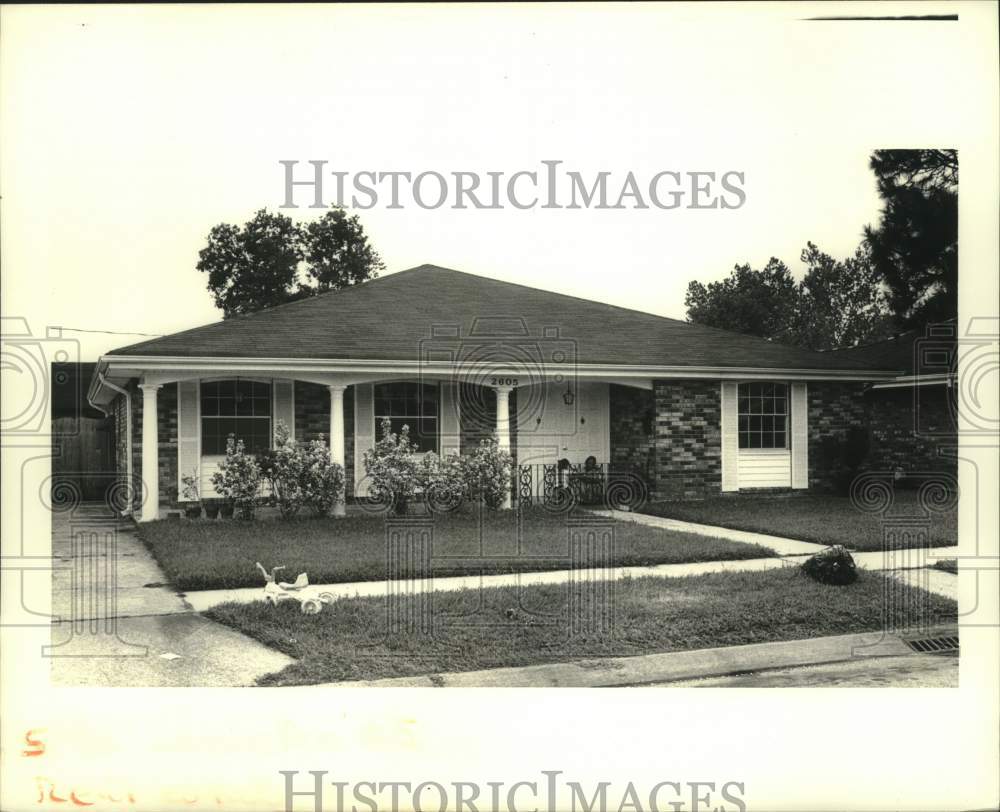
23,729,46,757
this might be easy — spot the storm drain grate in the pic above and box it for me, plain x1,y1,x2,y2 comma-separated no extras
904,635,959,654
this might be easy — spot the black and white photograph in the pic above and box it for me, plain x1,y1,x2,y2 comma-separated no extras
1,3,997,811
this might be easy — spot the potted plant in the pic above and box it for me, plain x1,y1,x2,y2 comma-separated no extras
204,499,221,520
180,470,202,519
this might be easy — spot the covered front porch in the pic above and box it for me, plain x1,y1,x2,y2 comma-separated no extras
90,357,648,521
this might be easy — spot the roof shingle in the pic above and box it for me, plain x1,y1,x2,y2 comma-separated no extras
107,265,901,372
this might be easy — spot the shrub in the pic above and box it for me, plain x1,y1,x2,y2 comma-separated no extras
802,545,858,586
262,421,345,518
818,426,871,495
300,435,345,517
211,435,263,520
363,418,420,515
463,436,514,510
264,422,307,518
180,468,200,503
419,451,467,512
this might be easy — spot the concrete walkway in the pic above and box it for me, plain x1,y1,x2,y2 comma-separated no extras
313,624,958,688
586,509,829,556
183,555,792,612
50,504,293,687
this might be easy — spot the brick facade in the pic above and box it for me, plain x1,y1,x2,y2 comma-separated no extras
652,379,722,500
609,384,656,485
866,385,957,478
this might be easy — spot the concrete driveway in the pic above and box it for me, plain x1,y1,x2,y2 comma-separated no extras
49,504,292,687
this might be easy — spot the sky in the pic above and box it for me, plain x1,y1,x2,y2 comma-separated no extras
1,3,986,360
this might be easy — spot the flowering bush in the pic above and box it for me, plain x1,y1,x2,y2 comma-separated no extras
180,468,200,503
363,418,420,515
300,434,345,517
463,436,514,510
419,451,467,512
262,421,345,518
211,435,263,520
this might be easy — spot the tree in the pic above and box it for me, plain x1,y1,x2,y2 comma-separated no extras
197,208,383,318
302,209,385,293
796,242,894,350
197,210,303,318
684,258,800,343
685,244,893,351
863,149,957,328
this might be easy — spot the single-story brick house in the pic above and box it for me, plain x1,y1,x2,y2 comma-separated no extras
86,264,954,520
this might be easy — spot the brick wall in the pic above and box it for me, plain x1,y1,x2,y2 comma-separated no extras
866,385,957,478
807,382,868,492
294,382,355,498
652,380,721,500
609,384,655,484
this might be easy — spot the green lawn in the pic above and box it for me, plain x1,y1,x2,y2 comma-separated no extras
205,567,957,685
641,492,957,551
139,507,776,591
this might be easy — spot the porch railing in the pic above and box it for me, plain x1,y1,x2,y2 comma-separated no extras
515,462,650,511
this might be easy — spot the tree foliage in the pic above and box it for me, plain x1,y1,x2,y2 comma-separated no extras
685,258,800,344
685,245,893,351
685,149,957,348
197,208,384,318
863,149,957,328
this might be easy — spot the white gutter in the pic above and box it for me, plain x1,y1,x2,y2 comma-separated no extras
870,374,954,390
94,373,134,517
95,354,903,382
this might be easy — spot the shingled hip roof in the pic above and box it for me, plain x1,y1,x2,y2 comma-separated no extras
104,265,903,376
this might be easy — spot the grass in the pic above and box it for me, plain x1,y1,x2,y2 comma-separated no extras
204,567,958,685
932,559,958,574
138,507,776,591
641,491,957,551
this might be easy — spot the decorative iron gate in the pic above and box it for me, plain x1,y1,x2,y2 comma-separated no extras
516,462,649,511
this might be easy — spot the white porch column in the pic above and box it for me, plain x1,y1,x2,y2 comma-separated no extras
139,383,161,522
494,385,514,509
328,384,347,517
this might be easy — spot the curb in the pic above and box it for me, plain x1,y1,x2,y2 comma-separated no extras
314,625,958,688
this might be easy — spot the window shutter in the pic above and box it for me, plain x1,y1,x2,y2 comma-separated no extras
439,381,461,457
353,383,374,497
177,381,200,501
272,379,295,443
720,381,738,492
790,382,808,489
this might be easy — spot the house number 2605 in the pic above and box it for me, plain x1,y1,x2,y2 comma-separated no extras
491,377,518,387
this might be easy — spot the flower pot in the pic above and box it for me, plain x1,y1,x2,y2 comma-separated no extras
204,503,220,520
184,503,203,520
220,502,235,519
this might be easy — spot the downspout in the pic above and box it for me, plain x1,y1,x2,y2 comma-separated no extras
96,373,134,517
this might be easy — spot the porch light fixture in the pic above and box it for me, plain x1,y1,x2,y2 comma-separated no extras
562,386,575,406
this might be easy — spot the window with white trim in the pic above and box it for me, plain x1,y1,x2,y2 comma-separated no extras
737,382,788,449
201,379,272,455
374,381,439,453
